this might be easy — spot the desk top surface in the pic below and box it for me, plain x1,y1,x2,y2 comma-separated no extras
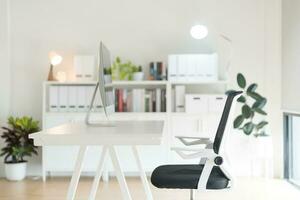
30,121,164,146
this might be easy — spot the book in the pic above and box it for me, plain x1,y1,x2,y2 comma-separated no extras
150,62,164,80
156,88,161,112
152,90,156,112
161,89,166,112
145,94,151,112
118,89,123,112
123,90,127,112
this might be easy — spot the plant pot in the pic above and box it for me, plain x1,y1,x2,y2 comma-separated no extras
250,136,273,178
104,75,112,83
5,162,27,181
133,72,144,81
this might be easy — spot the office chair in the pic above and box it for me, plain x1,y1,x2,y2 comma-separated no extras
151,91,242,200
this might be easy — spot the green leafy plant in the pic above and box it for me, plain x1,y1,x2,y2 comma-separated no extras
111,57,137,80
104,67,112,75
227,73,268,137
1,116,40,163
133,65,143,73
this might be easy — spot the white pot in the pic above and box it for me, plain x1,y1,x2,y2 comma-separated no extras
5,162,27,181
250,136,273,178
104,75,112,83
133,72,144,81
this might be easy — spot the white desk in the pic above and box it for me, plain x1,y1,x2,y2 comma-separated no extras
30,121,164,200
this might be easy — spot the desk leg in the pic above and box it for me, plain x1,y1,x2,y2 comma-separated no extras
88,146,108,200
132,146,153,200
67,146,87,200
109,146,132,200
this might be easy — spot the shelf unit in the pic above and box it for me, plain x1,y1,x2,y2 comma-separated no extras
42,80,228,181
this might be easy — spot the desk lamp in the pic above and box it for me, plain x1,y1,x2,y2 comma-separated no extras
48,52,63,81
190,25,233,79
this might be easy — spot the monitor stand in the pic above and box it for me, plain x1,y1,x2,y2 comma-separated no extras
85,82,116,127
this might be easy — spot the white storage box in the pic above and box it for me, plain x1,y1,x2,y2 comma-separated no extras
208,95,226,113
74,55,96,82
168,54,218,82
185,94,209,114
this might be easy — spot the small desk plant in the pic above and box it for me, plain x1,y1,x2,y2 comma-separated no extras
133,65,144,81
227,73,268,137
1,116,39,181
104,67,112,83
111,57,143,81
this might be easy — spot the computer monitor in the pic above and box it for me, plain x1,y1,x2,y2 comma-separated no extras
85,42,115,125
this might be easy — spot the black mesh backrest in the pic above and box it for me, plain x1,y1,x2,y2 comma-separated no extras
213,91,242,154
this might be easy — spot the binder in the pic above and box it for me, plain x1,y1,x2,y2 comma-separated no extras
74,56,83,80
177,55,187,81
187,55,197,81
168,55,178,81
196,54,205,80
83,56,95,80
77,86,87,112
58,86,68,112
49,86,59,112
175,85,185,112
68,86,78,112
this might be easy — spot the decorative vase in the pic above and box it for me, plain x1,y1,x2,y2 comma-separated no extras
5,162,27,181
133,72,144,81
104,75,112,83
47,64,57,81
250,136,273,178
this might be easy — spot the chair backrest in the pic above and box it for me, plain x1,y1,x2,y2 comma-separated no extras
213,91,242,154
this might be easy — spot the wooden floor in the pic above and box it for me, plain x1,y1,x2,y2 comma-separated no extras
0,177,299,200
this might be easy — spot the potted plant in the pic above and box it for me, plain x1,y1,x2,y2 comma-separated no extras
111,57,139,81
227,73,273,177
104,67,112,83
227,73,268,136
133,66,144,81
1,116,39,181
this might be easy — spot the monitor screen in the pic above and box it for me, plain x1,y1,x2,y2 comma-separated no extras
99,42,114,116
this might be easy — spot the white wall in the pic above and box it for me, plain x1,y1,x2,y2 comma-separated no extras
264,0,282,179
282,0,300,112
0,0,10,122
6,0,282,177
0,0,11,177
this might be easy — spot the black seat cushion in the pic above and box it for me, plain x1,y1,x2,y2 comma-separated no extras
151,165,229,190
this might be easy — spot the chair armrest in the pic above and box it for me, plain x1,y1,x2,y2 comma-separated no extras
171,147,216,160
175,136,213,146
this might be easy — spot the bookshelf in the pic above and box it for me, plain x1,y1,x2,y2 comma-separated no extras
42,80,227,181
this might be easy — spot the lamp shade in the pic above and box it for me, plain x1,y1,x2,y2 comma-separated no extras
49,52,63,66
190,25,208,40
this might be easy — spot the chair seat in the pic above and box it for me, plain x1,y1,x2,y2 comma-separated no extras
151,164,229,190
